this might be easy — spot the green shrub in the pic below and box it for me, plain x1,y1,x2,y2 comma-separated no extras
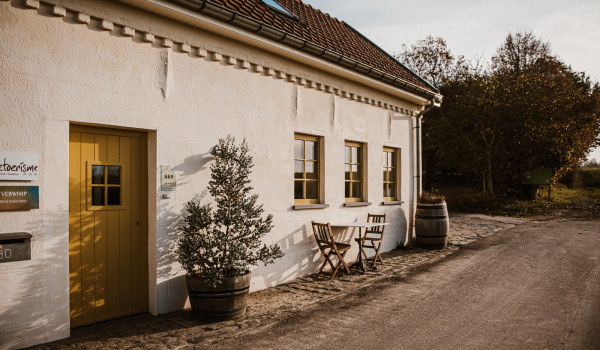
581,169,600,187
560,167,583,188
418,190,446,203
177,136,284,285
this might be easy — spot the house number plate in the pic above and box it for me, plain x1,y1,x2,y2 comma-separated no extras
161,165,177,191
0,246,13,259
0,232,32,263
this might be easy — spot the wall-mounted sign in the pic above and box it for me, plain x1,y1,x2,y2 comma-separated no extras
0,153,39,180
0,186,39,210
161,165,177,191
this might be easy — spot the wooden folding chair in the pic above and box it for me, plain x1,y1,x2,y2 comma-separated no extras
355,214,387,267
311,221,352,280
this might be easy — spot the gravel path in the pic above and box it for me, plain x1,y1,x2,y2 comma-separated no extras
27,213,525,350
206,219,600,350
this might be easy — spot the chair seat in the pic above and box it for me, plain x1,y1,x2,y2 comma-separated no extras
354,237,382,242
320,242,351,251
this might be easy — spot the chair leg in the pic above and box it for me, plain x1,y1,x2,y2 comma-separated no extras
330,256,341,280
362,242,384,267
373,242,384,266
339,250,350,274
318,259,328,274
331,250,351,280
318,249,336,275
358,241,369,264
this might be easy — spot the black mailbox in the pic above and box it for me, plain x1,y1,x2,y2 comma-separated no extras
0,232,32,263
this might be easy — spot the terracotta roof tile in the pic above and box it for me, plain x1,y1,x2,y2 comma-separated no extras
203,0,437,93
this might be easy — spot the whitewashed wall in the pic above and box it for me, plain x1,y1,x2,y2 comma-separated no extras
0,0,422,348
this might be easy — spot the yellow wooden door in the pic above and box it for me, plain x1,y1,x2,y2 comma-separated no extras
69,125,148,327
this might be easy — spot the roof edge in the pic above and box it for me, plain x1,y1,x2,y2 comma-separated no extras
113,0,442,104
165,0,440,100
342,21,440,94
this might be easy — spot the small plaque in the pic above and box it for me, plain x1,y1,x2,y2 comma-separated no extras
0,186,39,210
161,165,177,191
0,153,39,180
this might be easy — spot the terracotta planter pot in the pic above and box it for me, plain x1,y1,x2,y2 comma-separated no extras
186,271,251,321
415,201,449,250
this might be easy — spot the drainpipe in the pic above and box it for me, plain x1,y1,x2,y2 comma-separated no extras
415,97,437,196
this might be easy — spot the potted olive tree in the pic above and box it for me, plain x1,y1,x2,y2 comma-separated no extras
177,136,284,320
415,191,449,249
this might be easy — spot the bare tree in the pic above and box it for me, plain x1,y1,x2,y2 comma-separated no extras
491,30,553,75
394,35,466,89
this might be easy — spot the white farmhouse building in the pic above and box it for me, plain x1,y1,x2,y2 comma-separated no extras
0,0,441,348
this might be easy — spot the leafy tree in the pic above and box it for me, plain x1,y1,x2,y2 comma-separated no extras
177,136,284,285
436,71,502,196
395,35,469,190
490,32,600,188
397,30,600,197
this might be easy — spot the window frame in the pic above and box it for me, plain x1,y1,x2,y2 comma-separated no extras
294,134,321,205
383,147,399,201
344,141,364,203
261,0,299,21
86,161,126,211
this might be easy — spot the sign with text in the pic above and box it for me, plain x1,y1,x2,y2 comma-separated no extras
161,165,177,191
0,186,39,210
523,168,552,185
0,153,39,180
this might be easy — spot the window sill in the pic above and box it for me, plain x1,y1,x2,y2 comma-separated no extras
382,201,404,206
293,204,329,210
343,202,372,207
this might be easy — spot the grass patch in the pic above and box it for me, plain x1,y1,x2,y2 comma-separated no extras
433,184,600,217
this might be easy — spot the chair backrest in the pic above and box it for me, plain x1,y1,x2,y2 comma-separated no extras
311,221,336,248
366,214,386,235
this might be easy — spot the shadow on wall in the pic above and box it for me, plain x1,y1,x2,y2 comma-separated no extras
156,193,209,313
0,205,69,350
155,152,213,313
176,152,213,179
154,148,411,307
249,206,409,289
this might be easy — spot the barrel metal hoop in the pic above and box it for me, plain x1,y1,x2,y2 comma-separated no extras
188,287,249,299
416,205,446,210
415,215,448,220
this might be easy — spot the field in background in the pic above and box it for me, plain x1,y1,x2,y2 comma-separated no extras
434,183,600,218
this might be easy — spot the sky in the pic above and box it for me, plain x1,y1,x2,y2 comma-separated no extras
303,0,600,161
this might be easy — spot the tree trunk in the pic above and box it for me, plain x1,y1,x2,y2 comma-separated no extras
483,172,487,198
485,155,494,198
424,155,435,192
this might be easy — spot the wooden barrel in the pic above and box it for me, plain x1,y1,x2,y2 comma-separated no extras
186,271,251,321
415,202,449,250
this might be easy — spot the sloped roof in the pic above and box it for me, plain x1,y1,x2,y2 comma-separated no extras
171,0,439,95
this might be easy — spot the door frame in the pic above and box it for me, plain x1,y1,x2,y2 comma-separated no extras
69,123,150,327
